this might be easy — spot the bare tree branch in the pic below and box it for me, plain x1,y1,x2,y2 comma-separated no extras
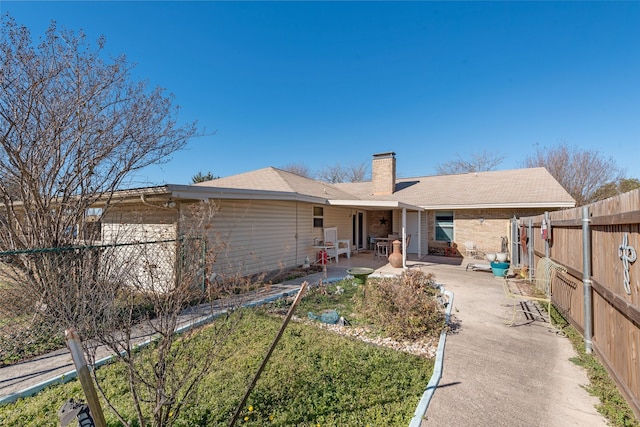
0,15,198,251
280,163,312,178
436,150,505,175
317,162,369,183
522,142,624,206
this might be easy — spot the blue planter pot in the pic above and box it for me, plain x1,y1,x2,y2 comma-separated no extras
490,262,510,277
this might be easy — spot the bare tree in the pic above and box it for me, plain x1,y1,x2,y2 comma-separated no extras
522,142,624,206
81,201,244,427
317,162,369,183
436,150,505,175
0,15,197,252
280,162,312,177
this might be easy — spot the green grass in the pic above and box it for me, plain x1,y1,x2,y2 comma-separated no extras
0,281,435,427
551,306,640,427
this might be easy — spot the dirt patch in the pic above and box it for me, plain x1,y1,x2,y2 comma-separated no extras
268,265,324,283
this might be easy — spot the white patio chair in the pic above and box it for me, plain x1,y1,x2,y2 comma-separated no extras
464,241,478,258
375,240,388,258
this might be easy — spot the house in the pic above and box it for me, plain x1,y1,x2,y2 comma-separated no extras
96,152,575,280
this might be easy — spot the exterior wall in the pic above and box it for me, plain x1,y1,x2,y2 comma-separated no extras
179,199,353,279
101,202,178,292
426,208,547,255
101,199,356,281
374,207,549,257
369,210,393,240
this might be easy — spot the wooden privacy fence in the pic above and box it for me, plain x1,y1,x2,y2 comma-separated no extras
517,188,640,419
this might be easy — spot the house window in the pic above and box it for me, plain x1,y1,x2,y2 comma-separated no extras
313,206,324,228
435,211,454,242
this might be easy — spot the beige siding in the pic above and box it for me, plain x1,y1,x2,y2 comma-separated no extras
179,200,353,279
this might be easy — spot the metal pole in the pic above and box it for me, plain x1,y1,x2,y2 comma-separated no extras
511,216,519,266
528,219,534,281
65,329,107,427
229,281,308,427
582,206,593,354
544,211,550,258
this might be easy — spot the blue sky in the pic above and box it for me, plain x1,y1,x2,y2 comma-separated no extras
3,1,639,186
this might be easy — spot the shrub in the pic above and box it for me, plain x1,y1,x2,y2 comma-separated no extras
353,270,446,340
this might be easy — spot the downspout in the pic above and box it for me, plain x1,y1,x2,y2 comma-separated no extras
582,206,593,354
402,208,407,268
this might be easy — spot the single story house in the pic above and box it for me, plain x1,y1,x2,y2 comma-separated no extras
96,152,575,280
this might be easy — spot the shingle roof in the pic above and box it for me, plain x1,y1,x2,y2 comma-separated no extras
334,167,575,208
191,166,574,209
193,167,356,200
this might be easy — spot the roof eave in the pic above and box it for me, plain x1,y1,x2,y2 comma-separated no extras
329,199,424,211
419,202,576,210
167,184,328,204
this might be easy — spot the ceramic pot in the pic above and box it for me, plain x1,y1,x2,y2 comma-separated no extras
496,252,508,262
490,261,510,277
388,240,403,268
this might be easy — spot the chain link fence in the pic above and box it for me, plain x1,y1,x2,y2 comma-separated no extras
0,238,206,367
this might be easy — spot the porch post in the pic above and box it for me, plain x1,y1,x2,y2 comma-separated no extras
418,210,422,257
402,208,407,268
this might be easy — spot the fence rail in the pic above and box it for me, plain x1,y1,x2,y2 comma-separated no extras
517,188,640,419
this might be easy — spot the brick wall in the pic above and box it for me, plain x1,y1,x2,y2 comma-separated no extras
372,152,396,195
427,208,547,255
368,210,393,239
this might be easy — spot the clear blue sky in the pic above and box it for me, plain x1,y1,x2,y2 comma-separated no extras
3,1,639,186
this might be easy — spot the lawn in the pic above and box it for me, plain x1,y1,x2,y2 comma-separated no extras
0,277,441,426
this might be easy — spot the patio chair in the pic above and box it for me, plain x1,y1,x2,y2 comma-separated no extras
375,240,388,258
403,234,411,253
464,241,478,258
323,227,351,263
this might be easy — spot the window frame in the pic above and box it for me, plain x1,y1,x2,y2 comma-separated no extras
313,206,324,228
435,210,454,242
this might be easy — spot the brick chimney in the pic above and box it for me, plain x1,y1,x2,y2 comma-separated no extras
372,152,396,195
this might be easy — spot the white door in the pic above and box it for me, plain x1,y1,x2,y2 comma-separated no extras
406,212,419,253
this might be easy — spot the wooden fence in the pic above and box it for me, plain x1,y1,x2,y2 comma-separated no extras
518,188,640,419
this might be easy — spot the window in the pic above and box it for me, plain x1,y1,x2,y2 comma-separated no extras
313,206,324,228
435,211,454,242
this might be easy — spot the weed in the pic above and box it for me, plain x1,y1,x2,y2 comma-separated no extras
551,306,640,427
